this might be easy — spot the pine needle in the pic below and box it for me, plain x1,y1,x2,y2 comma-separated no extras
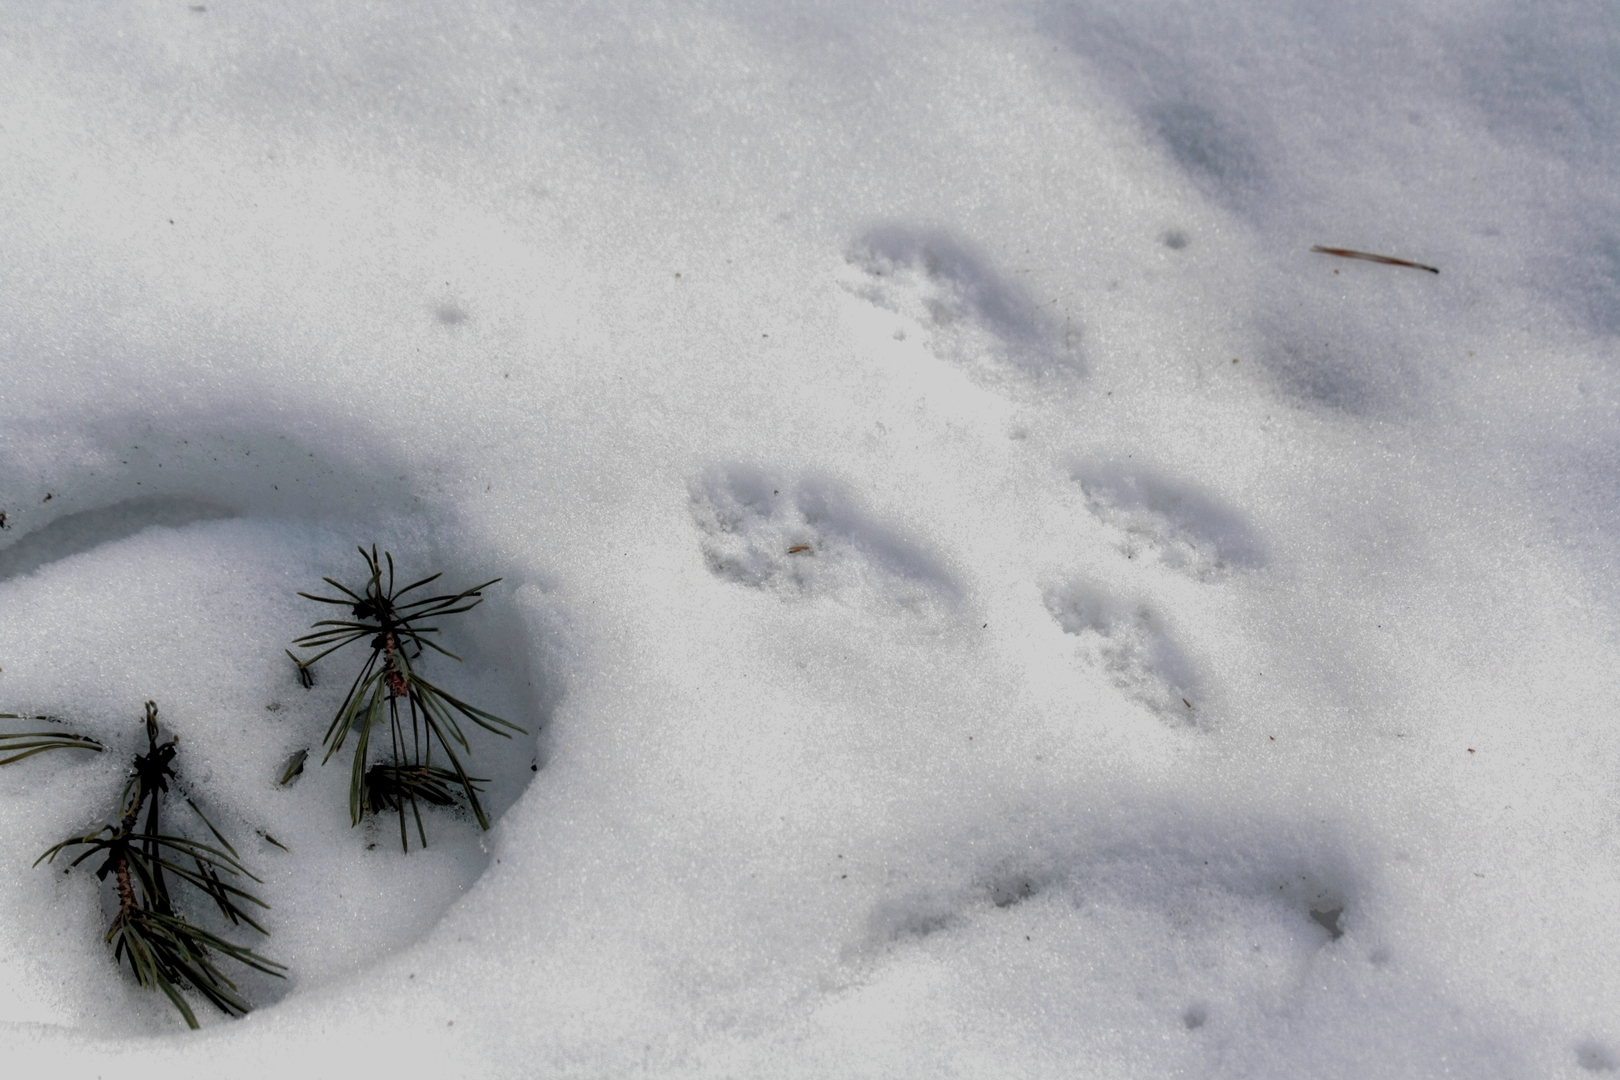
32,702,284,1028
0,714,104,765
1310,244,1440,274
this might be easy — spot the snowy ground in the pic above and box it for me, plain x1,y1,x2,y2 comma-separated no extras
2,2,1618,1076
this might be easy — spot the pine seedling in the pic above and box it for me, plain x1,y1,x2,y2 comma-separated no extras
290,545,523,851
31,702,284,1028
1,713,104,765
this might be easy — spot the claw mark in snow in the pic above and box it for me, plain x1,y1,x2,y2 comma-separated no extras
690,465,958,614
1045,581,1200,722
1073,462,1264,580
843,225,1081,385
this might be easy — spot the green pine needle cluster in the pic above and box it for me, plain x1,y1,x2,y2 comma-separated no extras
289,545,524,851
18,703,284,1028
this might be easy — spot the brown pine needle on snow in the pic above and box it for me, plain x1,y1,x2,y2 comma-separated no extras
1311,245,1439,274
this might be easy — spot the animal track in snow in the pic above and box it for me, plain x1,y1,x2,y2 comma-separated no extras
842,225,1081,385
1044,580,1199,721
1073,462,1263,580
858,808,1356,1021
689,465,957,614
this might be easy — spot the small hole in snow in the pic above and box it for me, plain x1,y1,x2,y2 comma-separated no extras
989,876,1038,908
1578,1043,1619,1072
1309,905,1345,940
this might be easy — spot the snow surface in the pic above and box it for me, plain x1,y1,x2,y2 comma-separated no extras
1,1,1618,1076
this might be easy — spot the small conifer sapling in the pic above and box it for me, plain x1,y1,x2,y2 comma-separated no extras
16,703,284,1027
289,545,524,851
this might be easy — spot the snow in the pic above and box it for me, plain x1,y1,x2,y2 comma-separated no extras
1,1,1617,1075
